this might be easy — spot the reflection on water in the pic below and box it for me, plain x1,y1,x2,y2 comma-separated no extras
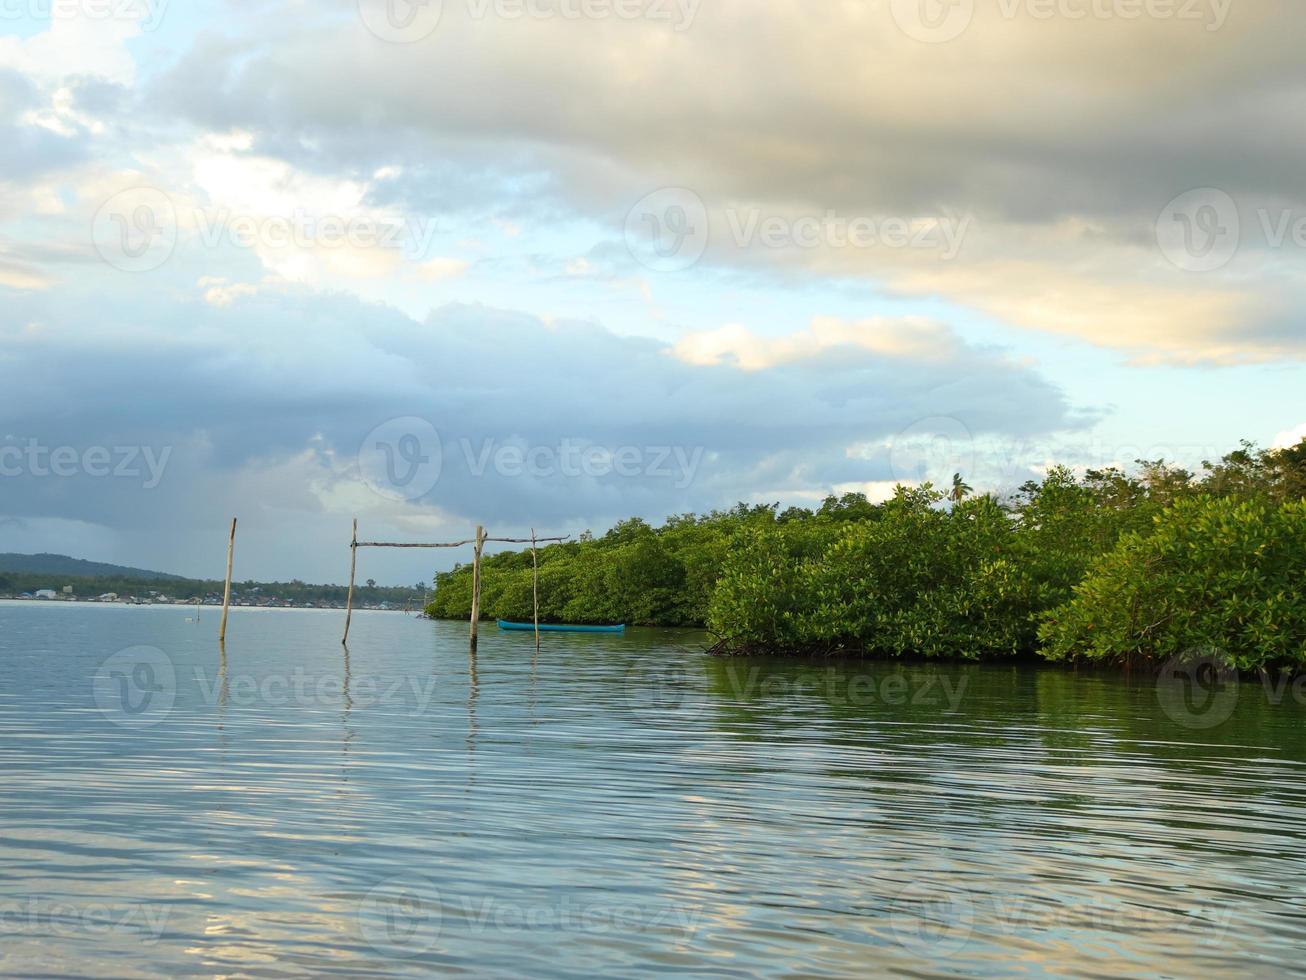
1,601,1305,977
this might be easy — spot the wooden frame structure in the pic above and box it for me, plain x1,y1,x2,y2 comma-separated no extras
342,521,569,650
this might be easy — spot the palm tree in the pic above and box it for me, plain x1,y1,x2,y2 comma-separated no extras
949,472,972,504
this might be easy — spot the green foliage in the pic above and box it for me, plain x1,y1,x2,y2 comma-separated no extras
706,523,822,652
708,487,1032,659
1038,497,1306,670
428,505,776,626
428,439,1306,666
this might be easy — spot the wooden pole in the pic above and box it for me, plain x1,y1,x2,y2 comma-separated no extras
469,525,485,652
343,518,358,646
219,517,237,642
531,528,540,655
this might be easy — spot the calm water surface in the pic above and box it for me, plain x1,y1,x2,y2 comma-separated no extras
1,602,1305,977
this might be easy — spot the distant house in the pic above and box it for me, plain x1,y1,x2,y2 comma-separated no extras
34,590,58,600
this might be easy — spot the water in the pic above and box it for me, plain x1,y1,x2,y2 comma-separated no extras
1,601,1305,978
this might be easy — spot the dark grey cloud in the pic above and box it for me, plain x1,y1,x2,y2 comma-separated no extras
0,283,1081,578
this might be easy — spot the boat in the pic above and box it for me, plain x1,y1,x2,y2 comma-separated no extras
497,620,625,634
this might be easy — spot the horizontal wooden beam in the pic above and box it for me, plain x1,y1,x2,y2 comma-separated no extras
485,535,571,544
355,540,476,549
355,534,570,549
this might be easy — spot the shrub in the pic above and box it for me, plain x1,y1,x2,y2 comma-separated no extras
1038,497,1306,670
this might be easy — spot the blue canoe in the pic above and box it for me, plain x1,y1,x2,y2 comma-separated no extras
497,620,625,634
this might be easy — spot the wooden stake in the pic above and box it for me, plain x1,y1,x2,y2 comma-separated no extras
469,524,485,652
531,528,541,655
343,518,358,646
219,517,237,643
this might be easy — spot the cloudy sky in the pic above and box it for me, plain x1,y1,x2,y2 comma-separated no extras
0,0,1302,584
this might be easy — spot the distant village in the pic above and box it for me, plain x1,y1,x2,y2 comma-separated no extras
0,586,408,611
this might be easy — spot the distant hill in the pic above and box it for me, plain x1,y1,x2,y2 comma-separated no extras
0,553,184,582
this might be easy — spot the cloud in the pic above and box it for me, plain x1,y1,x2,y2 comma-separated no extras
0,14,143,85
1273,423,1306,450
673,317,960,371
146,1,1306,363
0,1,1297,583
0,251,57,290
0,69,89,182
0,283,1082,576
418,257,469,281
198,276,261,306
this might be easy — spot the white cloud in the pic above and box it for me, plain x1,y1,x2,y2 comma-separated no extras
0,17,142,85
200,278,260,307
417,257,470,281
672,317,957,371
1273,423,1306,450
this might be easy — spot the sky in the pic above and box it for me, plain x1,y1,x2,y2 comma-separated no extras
0,0,1302,585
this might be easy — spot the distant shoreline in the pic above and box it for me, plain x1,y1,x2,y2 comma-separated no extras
0,597,410,613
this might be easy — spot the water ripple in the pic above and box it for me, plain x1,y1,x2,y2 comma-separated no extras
1,602,1304,978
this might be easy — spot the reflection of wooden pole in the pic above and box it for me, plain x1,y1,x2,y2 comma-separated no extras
343,518,358,646
219,518,237,642
469,525,485,652
531,528,540,655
